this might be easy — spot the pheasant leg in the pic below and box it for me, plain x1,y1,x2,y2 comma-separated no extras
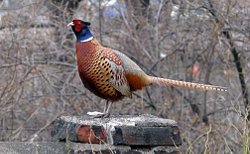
88,101,113,118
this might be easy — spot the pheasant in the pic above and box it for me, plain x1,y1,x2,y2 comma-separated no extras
68,19,227,118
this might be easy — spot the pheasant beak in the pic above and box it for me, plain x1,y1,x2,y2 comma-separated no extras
67,22,74,27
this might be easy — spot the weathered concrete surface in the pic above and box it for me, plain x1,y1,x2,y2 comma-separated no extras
51,114,182,146
0,142,66,154
0,142,180,154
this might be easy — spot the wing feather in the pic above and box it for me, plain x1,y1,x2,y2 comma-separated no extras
101,48,131,96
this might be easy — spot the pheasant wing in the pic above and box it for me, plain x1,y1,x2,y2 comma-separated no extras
102,49,131,96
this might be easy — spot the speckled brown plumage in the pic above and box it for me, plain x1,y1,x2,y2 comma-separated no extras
68,19,227,117
76,40,129,101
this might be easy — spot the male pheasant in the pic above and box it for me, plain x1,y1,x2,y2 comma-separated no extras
68,19,227,118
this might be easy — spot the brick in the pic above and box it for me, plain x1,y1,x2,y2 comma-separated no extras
112,126,181,146
77,125,107,144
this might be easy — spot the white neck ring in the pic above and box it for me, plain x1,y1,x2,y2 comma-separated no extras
80,36,94,42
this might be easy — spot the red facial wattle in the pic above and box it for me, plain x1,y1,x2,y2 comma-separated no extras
74,24,83,32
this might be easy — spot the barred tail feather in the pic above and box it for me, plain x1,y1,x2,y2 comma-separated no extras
150,76,227,92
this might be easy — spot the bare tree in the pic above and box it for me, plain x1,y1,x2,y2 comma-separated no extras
0,0,249,153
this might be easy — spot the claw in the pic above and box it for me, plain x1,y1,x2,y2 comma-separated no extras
87,111,110,118
93,113,110,118
87,101,113,118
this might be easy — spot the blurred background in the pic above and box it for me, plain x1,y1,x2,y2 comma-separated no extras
0,0,249,153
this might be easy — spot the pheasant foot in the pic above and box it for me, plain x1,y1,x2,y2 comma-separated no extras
87,111,110,118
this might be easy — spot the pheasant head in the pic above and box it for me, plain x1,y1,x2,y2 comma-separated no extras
67,19,93,42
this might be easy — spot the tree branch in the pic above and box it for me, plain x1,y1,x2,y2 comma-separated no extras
206,0,249,120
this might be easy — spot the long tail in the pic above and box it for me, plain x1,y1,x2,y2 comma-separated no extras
150,76,227,92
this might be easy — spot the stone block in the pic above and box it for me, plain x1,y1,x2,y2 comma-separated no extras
51,115,182,146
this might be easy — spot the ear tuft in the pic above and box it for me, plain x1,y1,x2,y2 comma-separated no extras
84,22,91,26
